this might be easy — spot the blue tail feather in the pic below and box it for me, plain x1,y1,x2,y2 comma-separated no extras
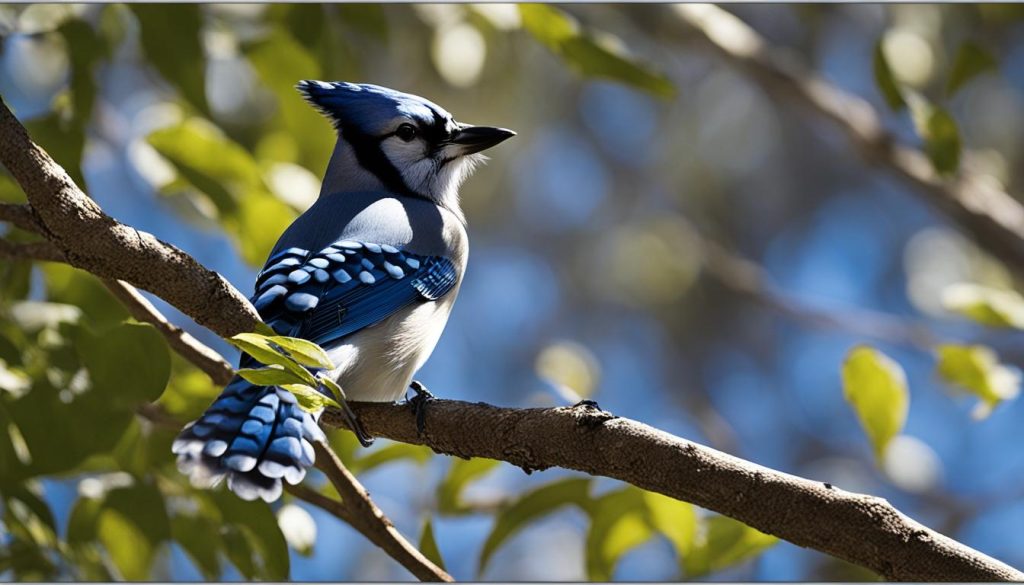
173,378,326,502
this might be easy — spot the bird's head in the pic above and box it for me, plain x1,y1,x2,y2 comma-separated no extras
297,80,515,208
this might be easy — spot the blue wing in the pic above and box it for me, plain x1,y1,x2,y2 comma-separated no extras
249,240,458,349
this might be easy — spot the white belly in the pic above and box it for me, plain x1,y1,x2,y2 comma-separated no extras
325,295,456,402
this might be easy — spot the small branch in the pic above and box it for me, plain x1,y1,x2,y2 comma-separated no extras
323,401,1023,582
288,443,454,582
673,4,1024,275
102,279,235,386
0,202,43,233
0,97,261,338
0,238,65,262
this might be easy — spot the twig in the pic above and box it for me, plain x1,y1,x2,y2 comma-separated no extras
672,4,1024,275
102,279,235,386
0,238,65,262
0,202,43,233
323,400,1022,582
288,443,454,582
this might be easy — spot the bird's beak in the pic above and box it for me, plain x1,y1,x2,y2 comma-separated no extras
450,125,516,155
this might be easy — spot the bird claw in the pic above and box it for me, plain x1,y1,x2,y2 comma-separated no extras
406,380,435,436
325,380,374,447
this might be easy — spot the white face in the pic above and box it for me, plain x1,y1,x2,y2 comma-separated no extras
378,120,486,209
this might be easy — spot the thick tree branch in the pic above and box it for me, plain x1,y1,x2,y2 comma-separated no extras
673,4,1024,275
0,202,43,233
324,401,1022,582
1,91,1021,581
288,443,453,582
0,98,260,337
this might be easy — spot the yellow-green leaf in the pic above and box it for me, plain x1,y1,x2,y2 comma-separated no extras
236,365,311,387
941,283,1024,328
519,5,675,98
683,515,777,578
841,346,909,459
947,41,997,96
585,487,651,580
437,457,501,515
418,517,447,571
228,333,316,385
642,490,696,555
265,336,334,370
279,383,340,412
478,478,591,576
936,344,1020,419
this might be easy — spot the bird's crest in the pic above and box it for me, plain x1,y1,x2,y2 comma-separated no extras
295,80,449,133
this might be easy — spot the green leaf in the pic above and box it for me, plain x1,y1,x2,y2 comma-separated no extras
841,345,909,459
478,477,591,576
97,483,171,580
683,515,778,578
438,457,501,514
936,344,1020,419
873,40,906,111
418,517,447,571
519,5,675,98
947,41,997,96
77,322,171,408
908,95,961,175
129,5,209,114
941,283,1024,328
349,442,433,475
264,335,334,369
171,514,222,579
585,487,651,580
43,264,129,329
642,490,696,555
58,19,105,127
228,332,317,386
211,492,289,580
237,365,311,387
279,383,340,412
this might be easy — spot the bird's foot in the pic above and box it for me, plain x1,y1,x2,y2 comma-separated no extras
406,380,435,436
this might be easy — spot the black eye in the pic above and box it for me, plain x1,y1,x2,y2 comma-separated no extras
395,123,418,142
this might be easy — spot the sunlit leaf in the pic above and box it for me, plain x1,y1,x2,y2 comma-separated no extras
97,483,171,580
941,283,1024,328
535,340,601,401
946,41,997,96
280,383,340,412
437,457,501,514
936,344,1020,419
841,345,909,459
642,490,696,555
264,335,334,369
129,5,209,114
683,515,778,578
478,477,591,575
519,5,675,98
237,365,310,387
228,332,317,386
873,40,905,111
418,517,447,571
585,486,651,580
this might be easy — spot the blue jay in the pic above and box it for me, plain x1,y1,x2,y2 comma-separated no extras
172,81,515,502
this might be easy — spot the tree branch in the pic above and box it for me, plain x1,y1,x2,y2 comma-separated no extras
0,238,65,262
288,443,453,582
672,4,1024,276
1,91,1021,581
0,97,260,337
0,202,44,233
324,401,1022,582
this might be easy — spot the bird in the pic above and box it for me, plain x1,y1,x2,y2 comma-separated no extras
172,81,515,502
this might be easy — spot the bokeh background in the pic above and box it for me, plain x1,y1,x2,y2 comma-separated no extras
2,3,1024,581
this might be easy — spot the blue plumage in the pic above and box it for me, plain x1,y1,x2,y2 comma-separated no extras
174,79,513,502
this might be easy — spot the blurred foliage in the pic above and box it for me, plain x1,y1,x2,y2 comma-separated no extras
1,2,1024,582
